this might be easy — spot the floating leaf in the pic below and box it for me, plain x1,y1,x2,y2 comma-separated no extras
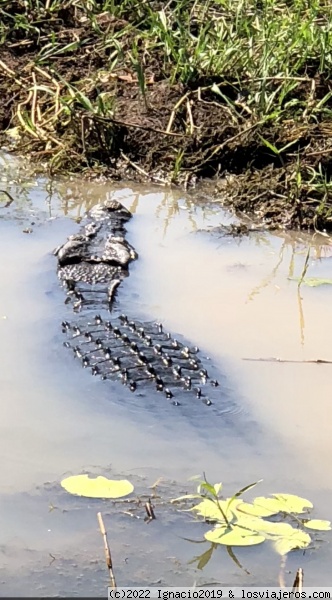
251,497,282,516
238,502,278,518
205,525,265,547
272,494,313,513
192,498,242,522
236,516,295,538
303,519,331,531
61,475,134,498
253,494,312,515
289,277,332,287
274,530,311,555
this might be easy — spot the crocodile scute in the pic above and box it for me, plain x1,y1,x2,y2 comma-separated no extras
55,200,222,408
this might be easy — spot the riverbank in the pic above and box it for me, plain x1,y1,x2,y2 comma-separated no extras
1,0,332,230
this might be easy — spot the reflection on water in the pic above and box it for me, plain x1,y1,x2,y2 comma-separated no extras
1,157,332,591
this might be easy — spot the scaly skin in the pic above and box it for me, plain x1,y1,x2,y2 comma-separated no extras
56,200,221,407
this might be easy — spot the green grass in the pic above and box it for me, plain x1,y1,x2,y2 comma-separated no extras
1,0,332,227
2,0,332,118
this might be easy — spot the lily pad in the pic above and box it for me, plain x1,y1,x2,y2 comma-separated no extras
253,494,313,515
238,501,279,518
205,525,265,547
192,498,242,522
303,519,331,531
274,530,311,555
60,474,134,498
235,516,296,537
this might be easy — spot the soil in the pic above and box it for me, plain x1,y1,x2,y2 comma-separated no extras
1,3,332,232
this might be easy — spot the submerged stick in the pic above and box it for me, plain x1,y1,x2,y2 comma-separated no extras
292,568,303,592
97,512,117,590
145,498,156,522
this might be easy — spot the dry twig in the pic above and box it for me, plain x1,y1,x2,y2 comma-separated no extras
97,512,117,590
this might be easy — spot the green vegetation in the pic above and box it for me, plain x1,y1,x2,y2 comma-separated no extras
60,474,134,498
60,470,330,559
172,476,331,555
1,0,332,228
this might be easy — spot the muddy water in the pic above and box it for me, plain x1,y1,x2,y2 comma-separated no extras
0,158,332,593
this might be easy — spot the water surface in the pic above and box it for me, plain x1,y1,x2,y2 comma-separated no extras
0,156,331,593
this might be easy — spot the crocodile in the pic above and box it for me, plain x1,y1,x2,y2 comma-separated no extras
55,199,222,408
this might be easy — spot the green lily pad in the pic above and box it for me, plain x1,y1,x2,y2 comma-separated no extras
303,519,332,531
60,474,134,498
272,493,313,513
235,516,296,537
205,525,265,547
274,530,311,555
192,498,242,522
238,501,279,518
252,497,283,516
253,494,313,515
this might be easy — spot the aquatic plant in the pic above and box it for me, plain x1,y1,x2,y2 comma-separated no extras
172,476,331,555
